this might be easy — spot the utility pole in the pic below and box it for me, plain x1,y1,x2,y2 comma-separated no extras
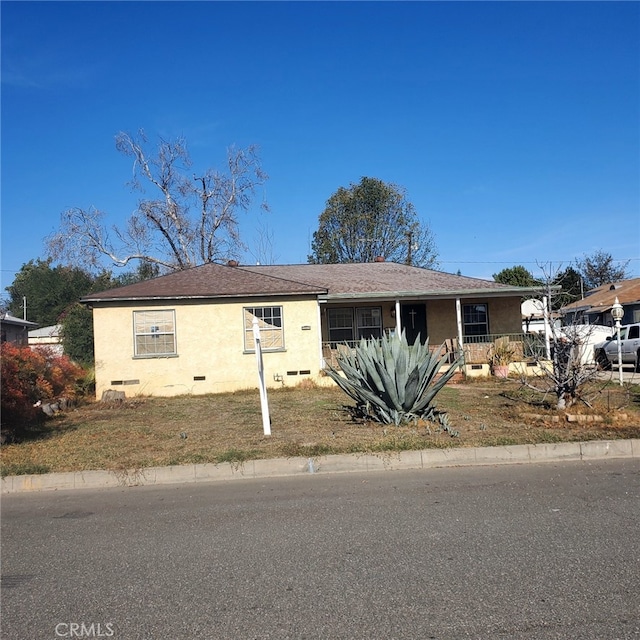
405,231,413,266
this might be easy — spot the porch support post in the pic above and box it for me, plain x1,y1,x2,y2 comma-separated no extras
395,299,401,336
455,298,464,362
318,302,325,370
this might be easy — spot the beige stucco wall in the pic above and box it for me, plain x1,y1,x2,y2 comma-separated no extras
93,294,525,398
92,296,322,398
484,297,523,334
425,299,457,344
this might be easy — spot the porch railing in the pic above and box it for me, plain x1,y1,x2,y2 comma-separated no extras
461,333,546,364
321,333,546,370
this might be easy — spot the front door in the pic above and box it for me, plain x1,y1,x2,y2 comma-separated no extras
401,303,427,344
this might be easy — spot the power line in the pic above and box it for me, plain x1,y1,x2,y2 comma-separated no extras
439,258,639,265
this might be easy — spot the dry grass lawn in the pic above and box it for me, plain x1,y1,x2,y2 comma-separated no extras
2,378,639,477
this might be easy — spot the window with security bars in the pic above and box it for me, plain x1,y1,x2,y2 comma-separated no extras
244,306,284,351
133,310,177,357
463,303,489,337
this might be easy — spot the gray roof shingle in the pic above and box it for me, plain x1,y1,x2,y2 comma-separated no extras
243,262,519,297
82,261,529,303
82,262,326,302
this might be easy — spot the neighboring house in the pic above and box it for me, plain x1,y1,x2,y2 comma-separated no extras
0,312,38,345
81,260,540,398
560,278,640,327
521,299,560,334
28,324,63,355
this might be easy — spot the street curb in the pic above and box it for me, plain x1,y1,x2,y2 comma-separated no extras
2,439,638,494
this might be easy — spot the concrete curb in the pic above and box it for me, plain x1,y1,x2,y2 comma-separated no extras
2,439,638,494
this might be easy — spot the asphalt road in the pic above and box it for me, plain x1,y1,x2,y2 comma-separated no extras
2,460,639,640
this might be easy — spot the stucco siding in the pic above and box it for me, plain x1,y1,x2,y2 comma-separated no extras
425,300,457,344
486,297,523,334
92,297,321,398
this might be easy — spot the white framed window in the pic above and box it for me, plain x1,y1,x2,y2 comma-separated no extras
244,306,284,351
356,307,382,339
328,308,354,344
133,310,176,357
463,303,489,337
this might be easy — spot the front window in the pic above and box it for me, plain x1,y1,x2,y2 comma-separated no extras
244,306,284,351
328,306,382,344
133,310,176,357
463,304,489,337
328,308,354,344
356,307,382,339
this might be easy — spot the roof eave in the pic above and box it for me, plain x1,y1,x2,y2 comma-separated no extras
321,286,543,302
82,289,327,304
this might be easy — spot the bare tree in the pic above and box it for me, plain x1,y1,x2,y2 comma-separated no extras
520,263,605,409
575,250,630,291
47,130,268,272
248,220,280,266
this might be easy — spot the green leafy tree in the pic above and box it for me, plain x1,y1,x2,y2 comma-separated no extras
6,259,159,366
59,303,94,366
6,259,95,326
308,177,438,267
492,265,541,288
575,250,630,291
110,261,160,288
552,266,583,308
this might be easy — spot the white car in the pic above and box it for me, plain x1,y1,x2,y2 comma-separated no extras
594,323,640,372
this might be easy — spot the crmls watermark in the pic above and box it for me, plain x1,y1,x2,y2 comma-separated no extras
54,622,115,637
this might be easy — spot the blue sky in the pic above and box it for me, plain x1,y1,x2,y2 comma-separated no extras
2,1,639,295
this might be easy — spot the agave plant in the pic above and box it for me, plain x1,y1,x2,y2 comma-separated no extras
325,331,463,428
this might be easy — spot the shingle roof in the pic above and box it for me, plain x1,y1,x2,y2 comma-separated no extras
82,262,326,302
242,262,522,298
82,261,532,303
561,277,640,313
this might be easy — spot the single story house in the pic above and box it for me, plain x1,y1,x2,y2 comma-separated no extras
560,278,640,326
81,260,540,398
28,324,64,355
1,312,38,346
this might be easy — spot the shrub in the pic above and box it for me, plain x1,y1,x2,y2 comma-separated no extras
1,343,87,437
59,302,94,366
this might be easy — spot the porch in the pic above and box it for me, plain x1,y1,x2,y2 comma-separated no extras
321,333,548,371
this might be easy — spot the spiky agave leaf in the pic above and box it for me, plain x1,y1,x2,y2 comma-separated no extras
326,330,462,427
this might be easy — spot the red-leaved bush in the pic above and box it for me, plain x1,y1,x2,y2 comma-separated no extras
1,343,87,432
